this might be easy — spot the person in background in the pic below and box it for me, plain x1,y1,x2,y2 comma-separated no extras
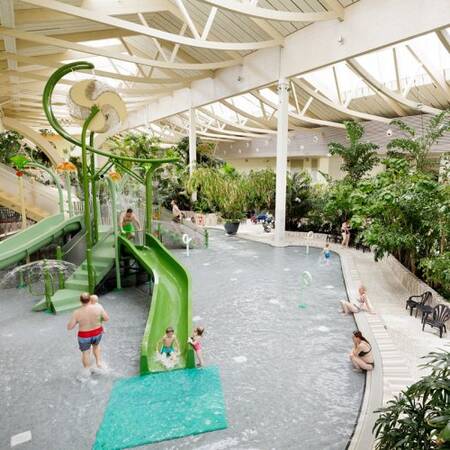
171,199,183,223
322,243,331,266
349,330,374,372
341,220,351,247
67,293,109,378
120,208,142,240
340,286,375,315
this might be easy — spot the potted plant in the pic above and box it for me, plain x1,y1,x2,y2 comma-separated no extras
188,167,247,235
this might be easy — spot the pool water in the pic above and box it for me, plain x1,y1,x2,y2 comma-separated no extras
0,231,363,450
154,231,364,450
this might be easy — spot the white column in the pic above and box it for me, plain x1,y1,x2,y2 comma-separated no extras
188,108,197,175
274,79,289,244
188,107,197,201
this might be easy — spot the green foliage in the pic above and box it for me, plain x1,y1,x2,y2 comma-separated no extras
328,120,379,183
0,130,50,169
388,110,450,172
244,169,276,212
188,166,247,221
420,253,450,298
286,171,313,229
10,154,29,171
374,351,450,450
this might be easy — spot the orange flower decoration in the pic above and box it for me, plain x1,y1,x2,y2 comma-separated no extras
56,161,77,173
108,171,121,181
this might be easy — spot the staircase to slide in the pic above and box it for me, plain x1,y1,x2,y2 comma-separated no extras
0,162,70,221
33,227,115,313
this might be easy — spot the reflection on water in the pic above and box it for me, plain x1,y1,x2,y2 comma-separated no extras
151,231,364,450
0,260,77,289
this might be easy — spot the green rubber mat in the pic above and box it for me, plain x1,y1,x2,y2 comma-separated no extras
93,366,227,450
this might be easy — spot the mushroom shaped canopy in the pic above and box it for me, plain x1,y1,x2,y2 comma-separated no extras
67,79,127,133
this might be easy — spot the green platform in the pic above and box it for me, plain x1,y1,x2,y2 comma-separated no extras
93,366,227,450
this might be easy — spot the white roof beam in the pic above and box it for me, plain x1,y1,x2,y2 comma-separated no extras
25,56,183,85
347,58,442,115
406,44,450,101
252,91,345,129
174,0,201,40
196,0,343,21
22,0,282,51
0,27,241,71
121,0,450,129
436,29,450,53
201,7,218,40
293,78,391,123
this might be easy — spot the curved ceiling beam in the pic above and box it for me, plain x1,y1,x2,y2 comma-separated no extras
2,116,63,165
23,0,283,51
347,58,442,115
196,0,343,22
220,100,277,129
251,92,345,129
293,78,391,123
5,53,202,85
0,27,242,71
198,107,277,134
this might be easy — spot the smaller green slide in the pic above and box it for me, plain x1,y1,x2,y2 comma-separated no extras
0,213,82,270
119,233,195,373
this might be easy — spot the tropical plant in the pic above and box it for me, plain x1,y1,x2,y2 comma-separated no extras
0,130,50,169
420,253,450,298
373,351,450,450
388,110,450,172
188,166,247,222
244,168,276,212
285,171,313,230
328,120,379,183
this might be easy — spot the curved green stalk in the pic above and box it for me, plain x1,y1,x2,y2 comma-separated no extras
81,107,100,293
90,132,99,244
106,176,121,290
42,61,177,165
27,162,64,214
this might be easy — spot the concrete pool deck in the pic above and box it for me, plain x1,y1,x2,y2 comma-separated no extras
224,221,449,449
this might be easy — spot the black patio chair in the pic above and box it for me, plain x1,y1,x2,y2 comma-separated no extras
422,304,450,338
405,291,432,317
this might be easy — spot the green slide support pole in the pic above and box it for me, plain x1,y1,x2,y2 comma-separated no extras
107,176,121,290
204,229,209,248
56,245,65,289
64,171,74,217
90,132,99,245
145,166,156,240
28,162,64,214
43,260,54,312
18,270,26,288
81,107,99,294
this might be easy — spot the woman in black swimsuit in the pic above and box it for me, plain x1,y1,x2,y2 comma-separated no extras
349,331,374,372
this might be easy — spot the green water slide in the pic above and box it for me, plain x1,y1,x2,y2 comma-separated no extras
119,233,195,374
0,213,83,271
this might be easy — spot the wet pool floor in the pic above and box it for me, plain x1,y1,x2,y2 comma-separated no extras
0,230,364,450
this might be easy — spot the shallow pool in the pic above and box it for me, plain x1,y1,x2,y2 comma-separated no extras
154,231,364,450
0,231,364,450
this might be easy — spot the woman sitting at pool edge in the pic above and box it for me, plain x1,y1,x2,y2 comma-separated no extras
340,286,375,315
349,330,374,372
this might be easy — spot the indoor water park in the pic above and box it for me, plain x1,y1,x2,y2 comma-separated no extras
0,1,450,449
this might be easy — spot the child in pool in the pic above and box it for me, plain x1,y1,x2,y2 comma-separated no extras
157,327,180,362
188,326,205,367
322,243,331,266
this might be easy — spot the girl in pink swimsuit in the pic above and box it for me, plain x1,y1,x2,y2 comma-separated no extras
188,326,205,367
